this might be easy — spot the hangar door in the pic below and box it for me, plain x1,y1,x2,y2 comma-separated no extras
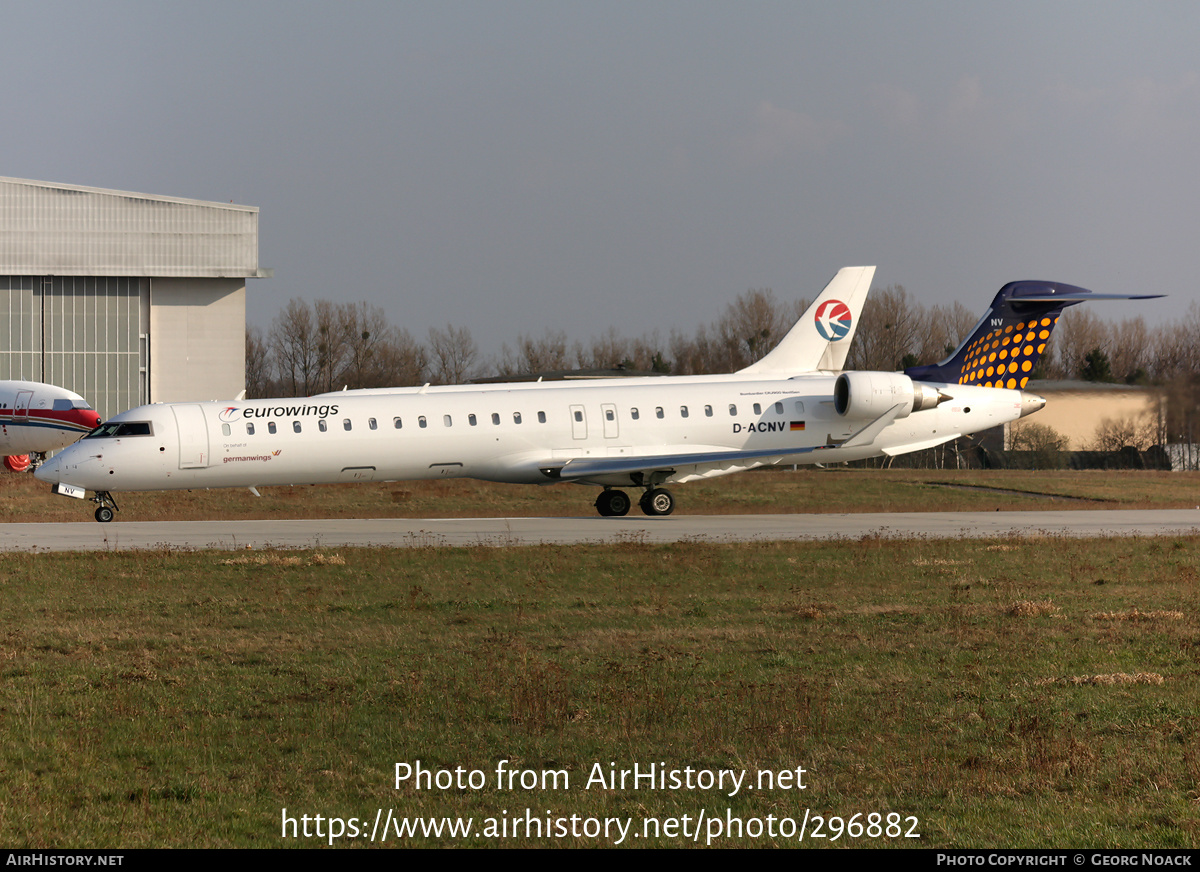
0,276,146,421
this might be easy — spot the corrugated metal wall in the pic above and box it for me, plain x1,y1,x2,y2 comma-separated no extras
0,276,145,419
0,178,259,277
0,276,38,380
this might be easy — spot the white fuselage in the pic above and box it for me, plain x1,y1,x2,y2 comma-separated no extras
0,381,100,456
34,375,1028,493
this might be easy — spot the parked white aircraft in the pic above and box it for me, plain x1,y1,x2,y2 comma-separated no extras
0,380,101,471
35,272,1154,522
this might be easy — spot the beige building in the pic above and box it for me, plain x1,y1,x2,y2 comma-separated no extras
0,176,269,419
1006,381,1164,451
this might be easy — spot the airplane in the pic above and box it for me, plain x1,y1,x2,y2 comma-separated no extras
0,380,101,472
34,271,1156,522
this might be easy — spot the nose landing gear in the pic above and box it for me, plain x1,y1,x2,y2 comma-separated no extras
91,491,119,523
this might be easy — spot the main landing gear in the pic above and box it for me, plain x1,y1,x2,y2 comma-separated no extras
594,486,675,517
91,490,119,523
595,488,632,517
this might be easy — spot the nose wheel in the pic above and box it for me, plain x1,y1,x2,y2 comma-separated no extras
90,491,119,523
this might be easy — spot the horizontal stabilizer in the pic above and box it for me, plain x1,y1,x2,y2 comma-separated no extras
1008,292,1163,303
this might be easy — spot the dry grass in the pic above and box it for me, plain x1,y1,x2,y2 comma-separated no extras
1035,673,1166,686
7,467,1200,522
1091,609,1184,621
1006,600,1061,617
1,536,1198,847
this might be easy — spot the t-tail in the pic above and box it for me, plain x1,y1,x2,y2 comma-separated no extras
903,281,1162,389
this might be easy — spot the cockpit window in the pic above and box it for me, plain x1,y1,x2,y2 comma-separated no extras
85,421,153,439
53,399,94,411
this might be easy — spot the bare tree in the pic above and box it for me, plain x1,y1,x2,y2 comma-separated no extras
669,325,722,375
313,300,354,393
1092,415,1159,451
498,328,571,376
427,324,478,384
577,325,631,370
845,285,921,371
244,325,274,398
916,300,979,365
1008,421,1070,468
1149,301,1200,381
271,298,322,396
374,328,429,386
1106,316,1150,383
1043,308,1105,380
326,302,418,388
714,288,789,371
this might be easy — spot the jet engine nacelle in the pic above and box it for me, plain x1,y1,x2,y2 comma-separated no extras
834,372,945,419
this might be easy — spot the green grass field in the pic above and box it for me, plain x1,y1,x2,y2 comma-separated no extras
2,534,1197,847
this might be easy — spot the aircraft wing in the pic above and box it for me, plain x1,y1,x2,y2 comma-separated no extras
539,444,820,481
537,400,912,481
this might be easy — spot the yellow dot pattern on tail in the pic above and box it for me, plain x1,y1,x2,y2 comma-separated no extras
955,316,1058,388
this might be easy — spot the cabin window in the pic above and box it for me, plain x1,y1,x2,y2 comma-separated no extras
605,409,615,421
293,421,302,433
344,418,353,431
221,423,231,436
492,413,501,425
795,401,805,414
537,411,546,423
680,406,689,418
246,423,255,436
268,422,277,434
753,403,762,415
729,404,737,416
574,410,583,423
393,417,403,429
513,412,522,424
419,416,428,428
631,408,640,420
469,414,477,426
319,419,328,432
774,402,784,414
704,405,713,417
443,414,452,427
369,418,377,430
656,407,664,419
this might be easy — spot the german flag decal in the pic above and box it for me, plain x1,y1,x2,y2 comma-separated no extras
790,421,805,431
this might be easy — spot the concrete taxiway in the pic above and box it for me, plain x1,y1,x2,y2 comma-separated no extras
3,510,1200,551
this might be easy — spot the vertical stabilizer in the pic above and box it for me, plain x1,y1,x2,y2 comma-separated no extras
738,265,875,375
903,281,1161,388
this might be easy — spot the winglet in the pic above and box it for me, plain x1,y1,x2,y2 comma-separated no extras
738,266,876,375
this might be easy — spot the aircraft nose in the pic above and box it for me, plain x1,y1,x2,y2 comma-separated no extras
1018,392,1047,418
75,410,101,430
34,453,62,483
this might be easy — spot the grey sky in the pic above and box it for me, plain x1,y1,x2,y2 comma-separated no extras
4,2,1196,354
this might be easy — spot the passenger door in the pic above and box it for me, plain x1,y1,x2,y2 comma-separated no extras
172,405,210,468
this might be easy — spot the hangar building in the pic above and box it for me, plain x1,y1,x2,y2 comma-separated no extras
0,176,269,420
